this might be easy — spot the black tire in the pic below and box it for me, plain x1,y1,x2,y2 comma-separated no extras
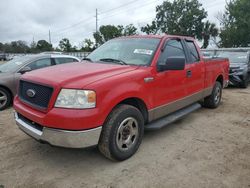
203,81,222,109
240,78,249,88
98,104,144,161
0,87,12,111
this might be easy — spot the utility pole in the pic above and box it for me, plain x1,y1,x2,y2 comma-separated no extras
95,9,98,33
49,30,51,44
95,9,99,48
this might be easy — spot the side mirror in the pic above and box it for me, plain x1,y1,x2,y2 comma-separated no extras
158,57,185,71
19,66,32,74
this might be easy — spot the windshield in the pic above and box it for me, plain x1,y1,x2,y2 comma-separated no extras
87,38,161,66
216,51,248,64
0,56,31,73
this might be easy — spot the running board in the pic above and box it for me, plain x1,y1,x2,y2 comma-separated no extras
145,103,201,130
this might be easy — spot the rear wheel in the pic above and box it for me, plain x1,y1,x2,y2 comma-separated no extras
0,87,12,111
203,81,222,109
98,104,144,161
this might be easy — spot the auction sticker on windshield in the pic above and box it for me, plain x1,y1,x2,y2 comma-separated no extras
134,49,153,55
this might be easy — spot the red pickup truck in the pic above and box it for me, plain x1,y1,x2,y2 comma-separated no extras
14,35,229,161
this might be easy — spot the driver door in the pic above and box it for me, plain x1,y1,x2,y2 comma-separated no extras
150,39,188,120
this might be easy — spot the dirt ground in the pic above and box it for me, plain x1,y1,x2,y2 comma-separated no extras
0,86,250,188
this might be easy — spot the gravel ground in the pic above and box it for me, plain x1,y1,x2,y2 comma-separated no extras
0,87,250,188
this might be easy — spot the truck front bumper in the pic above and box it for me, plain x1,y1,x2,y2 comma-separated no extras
14,112,102,148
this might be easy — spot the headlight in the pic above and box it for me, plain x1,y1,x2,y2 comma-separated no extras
55,89,96,109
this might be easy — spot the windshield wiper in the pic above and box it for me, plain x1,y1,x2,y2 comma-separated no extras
99,58,128,65
82,57,92,62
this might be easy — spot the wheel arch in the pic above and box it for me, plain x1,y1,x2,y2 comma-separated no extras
0,85,13,99
101,96,149,125
117,97,149,124
216,74,224,86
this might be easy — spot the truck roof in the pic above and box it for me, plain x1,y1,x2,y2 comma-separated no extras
117,34,195,41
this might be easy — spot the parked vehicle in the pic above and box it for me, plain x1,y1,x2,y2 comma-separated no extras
216,51,250,88
202,49,250,88
0,54,80,110
14,35,229,161
0,51,7,61
202,51,213,59
40,51,63,55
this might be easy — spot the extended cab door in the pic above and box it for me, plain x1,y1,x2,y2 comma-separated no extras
150,38,188,121
183,40,205,96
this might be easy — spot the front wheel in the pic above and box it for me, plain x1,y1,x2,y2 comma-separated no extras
0,87,12,111
98,104,144,161
203,81,222,109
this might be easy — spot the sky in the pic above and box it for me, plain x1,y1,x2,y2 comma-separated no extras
0,0,227,48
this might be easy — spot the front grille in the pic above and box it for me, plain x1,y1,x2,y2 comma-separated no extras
229,68,237,74
19,80,53,110
229,66,240,74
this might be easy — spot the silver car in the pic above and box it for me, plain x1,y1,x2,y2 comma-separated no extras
0,54,80,110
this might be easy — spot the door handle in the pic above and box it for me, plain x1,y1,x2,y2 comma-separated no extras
186,70,192,78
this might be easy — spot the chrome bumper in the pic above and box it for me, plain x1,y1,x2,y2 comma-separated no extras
14,112,102,148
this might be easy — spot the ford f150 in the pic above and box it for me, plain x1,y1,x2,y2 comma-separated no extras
14,35,229,161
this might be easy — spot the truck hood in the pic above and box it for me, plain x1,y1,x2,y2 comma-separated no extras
21,62,139,88
230,63,247,69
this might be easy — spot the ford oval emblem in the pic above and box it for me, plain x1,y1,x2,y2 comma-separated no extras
26,89,36,98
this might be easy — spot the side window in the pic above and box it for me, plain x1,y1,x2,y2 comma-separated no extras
186,41,200,63
158,39,186,66
27,58,51,70
54,58,76,65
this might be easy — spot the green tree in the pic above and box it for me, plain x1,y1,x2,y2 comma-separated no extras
123,24,138,36
94,25,123,45
0,42,3,51
71,46,78,52
202,21,219,48
59,38,72,52
141,0,207,40
94,24,138,46
36,40,53,52
1,41,29,53
81,38,94,52
219,0,250,47
29,41,38,53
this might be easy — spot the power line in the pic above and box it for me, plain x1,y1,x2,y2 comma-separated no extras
99,0,160,21
43,0,157,41
99,0,142,15
49,30,51,44
36,0,225,44
37,0,145,39
95,9,98,33
35,0,156,40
